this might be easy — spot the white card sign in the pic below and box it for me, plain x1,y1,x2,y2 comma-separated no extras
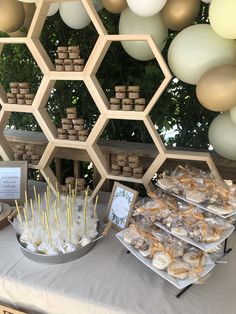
0,161,27,205
106,182,138,230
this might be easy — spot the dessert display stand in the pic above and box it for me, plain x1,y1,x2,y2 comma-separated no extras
156,186,234,298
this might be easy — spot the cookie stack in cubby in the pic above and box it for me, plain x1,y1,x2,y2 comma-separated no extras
111,153,143,179
7,82,35,105
57,107,89,141
109,86,146,111
13,144,41,165
55,46,85,72
62,176,86,194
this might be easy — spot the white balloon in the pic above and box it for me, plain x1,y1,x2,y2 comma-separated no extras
17,0,36,2
168,24,236,85
119,8,168,61
47,3,59,17
209,112,236,160
201,0,211,3
93,0,103,11
127,0,167,17
59,1,91,30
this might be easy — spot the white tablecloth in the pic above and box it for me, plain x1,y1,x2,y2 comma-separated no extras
0,182,236,314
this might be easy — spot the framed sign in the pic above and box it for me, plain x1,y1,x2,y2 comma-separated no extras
0,161,28,205
106,182,138,230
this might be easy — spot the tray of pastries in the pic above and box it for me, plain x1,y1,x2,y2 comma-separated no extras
133,191,234,252
157,165,236,218
116,223,215,290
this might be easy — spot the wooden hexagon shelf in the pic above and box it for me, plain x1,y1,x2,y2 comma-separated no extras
0,0,222,198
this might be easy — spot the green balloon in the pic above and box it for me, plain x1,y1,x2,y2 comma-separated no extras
119,8,168,61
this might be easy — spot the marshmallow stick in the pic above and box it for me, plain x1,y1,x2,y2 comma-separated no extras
44,192,49,215
23,207,32,240
53,200,60,228
30,199,35,228
83,186,89,235
37,194,41,213
15,200,22,225
66,199,71,242
45,212,52,246
24,190,28,214
47,186,51,212
93,195,98,220
75,178,78,200
33,185,37,206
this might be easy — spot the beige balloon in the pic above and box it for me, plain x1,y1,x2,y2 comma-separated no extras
230,105,236,124
0,0,25,33
161,0,201,31
8,3,36,37
23,2,36,31
101,0,127,14
196,65,236,112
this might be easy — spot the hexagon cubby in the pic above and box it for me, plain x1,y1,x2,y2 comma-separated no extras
0,0,223,199
85,35,172,117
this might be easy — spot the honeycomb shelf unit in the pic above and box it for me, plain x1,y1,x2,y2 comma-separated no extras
0,0,222,199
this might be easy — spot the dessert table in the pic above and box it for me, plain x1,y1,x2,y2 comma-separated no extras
0,181,236,314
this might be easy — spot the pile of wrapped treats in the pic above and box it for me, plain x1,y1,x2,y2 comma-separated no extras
123,223,209,280
157,165,236,215
110,85,146,111
111,153,143,179
57,107,89,141
133,190,233,243
55,46,85,72
7,82,35,105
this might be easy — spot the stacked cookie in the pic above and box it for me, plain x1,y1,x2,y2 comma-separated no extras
109,86,146,111
62,177,86,194
13,144,40,165
55,46,85,72
111,153,143,179
57,107,89,142
7,82,35,105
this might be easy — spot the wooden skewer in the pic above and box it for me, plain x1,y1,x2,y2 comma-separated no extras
45,211,52,246
30,198,35,228
93,195,98,220
15,200,22,225
33,185,37,206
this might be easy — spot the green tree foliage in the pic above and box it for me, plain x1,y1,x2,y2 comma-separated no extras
0,3,216,149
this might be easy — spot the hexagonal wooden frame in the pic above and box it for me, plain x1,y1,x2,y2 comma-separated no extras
0,0,222,199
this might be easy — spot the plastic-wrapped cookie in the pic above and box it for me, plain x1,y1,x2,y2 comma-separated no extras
207,204,233,215
157,177,175,190
171,227,188,237
152,252,172,270
185,190,206,203
167,261,190,280
182,251,205,267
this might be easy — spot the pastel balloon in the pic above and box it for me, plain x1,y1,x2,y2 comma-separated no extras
8,2,35,36
93,0,103,11
127,0,167,17
209,112,236,160
23,2,36,31
47,2,59,17
168,24,236,84
119,8,168,61
101,0,127,14
196,65,236,112
230,106,236,125
59,1,91,29
161,0,200,31
209,0,236,39
0,0,25,33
